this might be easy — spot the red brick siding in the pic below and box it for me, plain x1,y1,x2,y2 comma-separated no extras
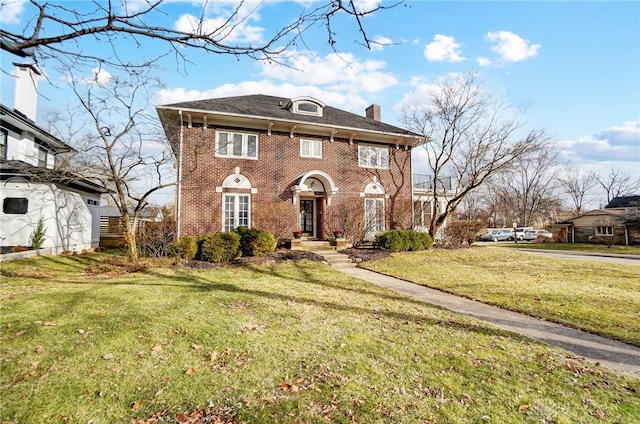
179,124,413,237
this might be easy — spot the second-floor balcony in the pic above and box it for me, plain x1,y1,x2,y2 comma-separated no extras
413,174,453,192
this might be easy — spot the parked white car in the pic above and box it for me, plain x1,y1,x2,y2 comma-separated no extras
515,227,534,240
523,229,553,241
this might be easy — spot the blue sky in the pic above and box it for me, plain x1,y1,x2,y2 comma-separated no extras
1,0,639,200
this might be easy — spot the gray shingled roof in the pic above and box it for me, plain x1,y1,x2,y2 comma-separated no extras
161,94,419,137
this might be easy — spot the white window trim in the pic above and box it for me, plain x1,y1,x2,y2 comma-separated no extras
223,193,251,232
293,101,323,117
358,144,389,169
300,139,323,159
595,226,613,236
365,197,385,236
215,131,259,160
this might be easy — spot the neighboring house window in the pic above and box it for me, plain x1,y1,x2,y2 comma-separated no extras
358,145,389,169
3,197,28,214
216,131,258,159
38,146,48,167
300,139,322,158
364,198,385,237
1,129,7,159
223,194,250,231
595,226,613,236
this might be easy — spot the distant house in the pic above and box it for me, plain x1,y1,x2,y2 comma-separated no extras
1,64,105,255
412,174,456,239
99,205,165,247
558,197,640,245
605,196,640,209
156,95,425,242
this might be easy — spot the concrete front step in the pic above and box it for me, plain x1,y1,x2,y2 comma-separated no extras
310,250,356,268
300,241,335,251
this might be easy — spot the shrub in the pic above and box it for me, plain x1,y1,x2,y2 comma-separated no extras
196,232,241,263
170,236,197,260
235,227,276,257
251,202,297,246
375,229,432,252
442,220,484,246
137,214,176,258
406,230,433,251
30,217,47,250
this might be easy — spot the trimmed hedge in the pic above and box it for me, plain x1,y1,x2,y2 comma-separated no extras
196,232,241,263
375,229,433,252
235,227,276,257
170,236,197,260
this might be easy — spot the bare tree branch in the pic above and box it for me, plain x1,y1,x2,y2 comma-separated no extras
2,0,399,72
557,168,598,214
401,72,552,238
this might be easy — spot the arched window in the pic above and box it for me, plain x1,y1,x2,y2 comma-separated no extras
221,170,253,231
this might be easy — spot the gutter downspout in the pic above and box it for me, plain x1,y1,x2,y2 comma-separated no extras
176,109,184,238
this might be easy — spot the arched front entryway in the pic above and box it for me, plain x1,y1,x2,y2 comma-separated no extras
291,170,338,239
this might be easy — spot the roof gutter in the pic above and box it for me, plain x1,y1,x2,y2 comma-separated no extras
156,106,427,146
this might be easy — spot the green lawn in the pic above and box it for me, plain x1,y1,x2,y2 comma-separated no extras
361,248,640,347
1,253,639,423
501,242,640,255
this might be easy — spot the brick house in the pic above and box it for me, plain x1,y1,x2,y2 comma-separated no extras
156,95,425,241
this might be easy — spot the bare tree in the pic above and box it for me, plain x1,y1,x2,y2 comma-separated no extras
48,67,175,261
400,72,551,238
489,145,561,228
557,168,598,214
594,166,640,204
1,0,396,72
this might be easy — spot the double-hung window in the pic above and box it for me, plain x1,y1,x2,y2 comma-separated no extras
300,139,322,158
216,131,258,159
223,194,250,232
358,145,389,169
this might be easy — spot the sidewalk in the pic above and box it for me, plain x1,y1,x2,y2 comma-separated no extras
312,250,640,377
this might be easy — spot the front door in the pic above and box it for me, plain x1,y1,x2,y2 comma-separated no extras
300,199,315,237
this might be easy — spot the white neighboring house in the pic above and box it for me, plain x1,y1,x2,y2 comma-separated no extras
0,64,105,255
412,174,455,240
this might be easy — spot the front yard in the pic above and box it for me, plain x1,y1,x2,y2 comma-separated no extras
361,247,640,347
1,252,639,423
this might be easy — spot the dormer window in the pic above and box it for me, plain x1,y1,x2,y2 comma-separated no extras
290,97,325,117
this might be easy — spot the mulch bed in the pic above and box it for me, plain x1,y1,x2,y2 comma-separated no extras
341,247,390,262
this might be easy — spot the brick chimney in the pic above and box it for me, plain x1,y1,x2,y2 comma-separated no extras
365,104,381,121
13,63,41,121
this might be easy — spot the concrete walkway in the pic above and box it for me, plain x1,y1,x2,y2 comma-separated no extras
312,250,640,377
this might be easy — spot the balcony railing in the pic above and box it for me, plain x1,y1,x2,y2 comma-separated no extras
413,174,453,191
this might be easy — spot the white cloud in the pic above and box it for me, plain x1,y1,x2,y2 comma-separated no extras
77,67,112,87
393,74,466,115
486,31,540,62
352,0,382,13
556,120,640,164
370,35,393,52
155,81,370,114
424,34,464,63
259,51,398,93
174,13,263,43
0,0,26,24
476,57,492,67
